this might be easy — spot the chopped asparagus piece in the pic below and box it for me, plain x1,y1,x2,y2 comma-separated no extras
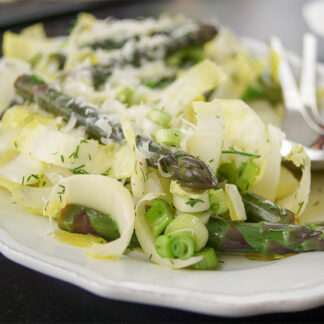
242,191,295,224
58,204,120,242
90,23,217,89
14,75,219,190
206,220,324,254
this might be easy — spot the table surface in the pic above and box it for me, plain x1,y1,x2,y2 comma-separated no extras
0,0,323,322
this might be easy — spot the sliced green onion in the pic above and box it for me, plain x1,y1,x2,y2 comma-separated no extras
169,233,196,260
175,210,211,225
154,233,196,260
209,188,228,216
237,160,260,192
190,248,218,270
165,214,208,251
147,108,172,127
154,129,182,146
145,198,174,237
155,235,173,258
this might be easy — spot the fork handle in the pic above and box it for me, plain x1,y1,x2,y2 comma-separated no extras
300,33,324,126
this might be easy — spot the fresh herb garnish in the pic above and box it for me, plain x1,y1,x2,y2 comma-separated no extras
222,146,261,159
58,184,66,194
185,198,204,207
101,167,111,176
69,145,80,159
140,168,147,183
296,201,304,216
71,165,88,174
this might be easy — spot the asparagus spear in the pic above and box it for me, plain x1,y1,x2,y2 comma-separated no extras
242,191,295,224
85,19,217,51
136,135,218,190
14,74,218,190
206,220,324,254
85,30,169,51
90,23,217,89
15,74,124,142
59,204,324,256
59,203,140,249
59,204,120,241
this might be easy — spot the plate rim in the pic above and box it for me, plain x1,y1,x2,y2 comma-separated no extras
2,224,324,317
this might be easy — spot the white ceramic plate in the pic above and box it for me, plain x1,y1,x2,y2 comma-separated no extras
1,38,324,317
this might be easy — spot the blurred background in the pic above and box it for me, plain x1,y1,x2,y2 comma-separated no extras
0,0,323,60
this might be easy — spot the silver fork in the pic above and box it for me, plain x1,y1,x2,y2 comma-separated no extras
271,35,324,169
300,34,324,127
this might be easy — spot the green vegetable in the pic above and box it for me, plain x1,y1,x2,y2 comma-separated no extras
155,235,173,258
15,75,218,190
84,23,204,52
128,232,140,250
48,53,66,70
242,191,295,224
218,159,260,192
29,53,42,68
166,47,205,67
14,74,124,142
86,38,128,51
169,233,196,260
147,108,172,127
58,204,120,242
145,77,175,89
185,198,204,207
154,129,182,146
241,74,283,106
136,135,218,190
90,23,218,89
190,247,218,270
154,233,196,260
206,220,324,254
221,146,261,159
218,161,237,184
165,213,208,251
209,188,228,216
145,198,174,237
236,159,260,192
117,87,134,107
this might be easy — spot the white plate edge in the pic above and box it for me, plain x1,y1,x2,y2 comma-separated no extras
2,224,324,317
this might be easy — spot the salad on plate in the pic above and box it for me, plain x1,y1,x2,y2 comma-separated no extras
0,13,323,270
